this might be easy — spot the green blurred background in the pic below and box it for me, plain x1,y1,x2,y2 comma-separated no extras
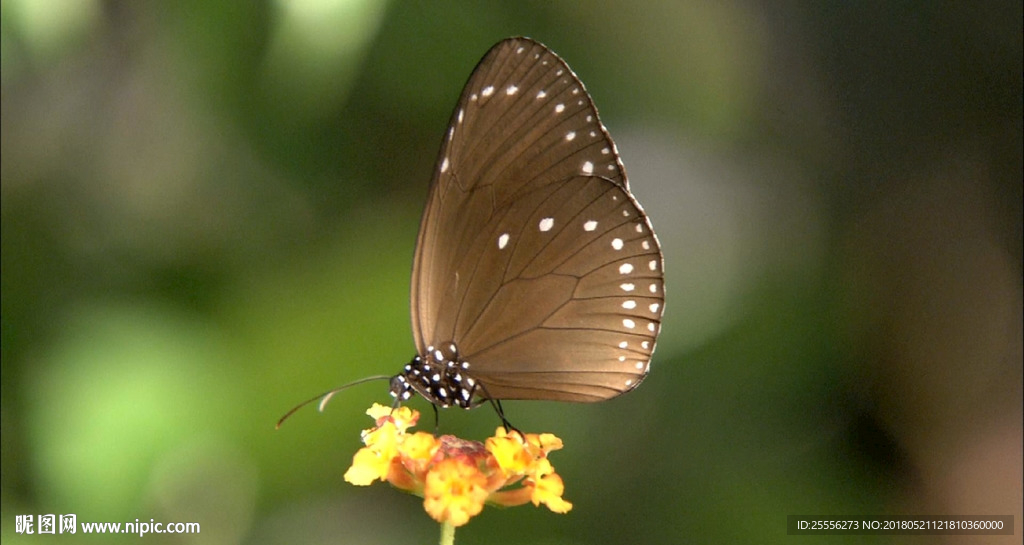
2,1,1021,544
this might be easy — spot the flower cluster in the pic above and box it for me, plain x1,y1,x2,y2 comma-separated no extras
344,403,572,527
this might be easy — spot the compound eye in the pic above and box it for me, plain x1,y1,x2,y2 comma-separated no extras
389,375,407,398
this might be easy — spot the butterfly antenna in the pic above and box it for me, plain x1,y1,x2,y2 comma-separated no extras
276,375,391,429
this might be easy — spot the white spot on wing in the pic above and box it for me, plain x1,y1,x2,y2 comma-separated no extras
620,282,635,292
611,238,623,250
498,233,510,249
623,319,636,329
618,341,628,348
506,85,518,95
622,300,636,309
481,85,494,97
619,263,634,274
539,217,554,232
537,90,547,99
649,260,658,271
440,157,449,173
649,303,660,313
582,161,594,174
583,220,598,231
565,131,576,141
555,103,565,113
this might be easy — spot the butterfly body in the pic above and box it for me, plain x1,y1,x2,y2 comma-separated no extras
389,37,665,410
390,343,477,409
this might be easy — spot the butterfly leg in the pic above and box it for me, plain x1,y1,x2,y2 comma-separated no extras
492,399,522,436
471,382,520,435
431,403,441,435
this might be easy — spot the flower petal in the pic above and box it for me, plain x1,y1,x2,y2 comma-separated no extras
423,459,489,527
486,434,532,475
531,470,573,513
344,446,391,485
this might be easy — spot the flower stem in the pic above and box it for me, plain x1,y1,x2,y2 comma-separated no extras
439,520,455,545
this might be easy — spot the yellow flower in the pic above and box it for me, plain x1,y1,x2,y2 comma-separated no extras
343,403,572,527
487,435,532,474
423,458,489,527
529,459,573,513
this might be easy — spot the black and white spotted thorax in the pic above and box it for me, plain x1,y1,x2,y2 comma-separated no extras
389,342,479,409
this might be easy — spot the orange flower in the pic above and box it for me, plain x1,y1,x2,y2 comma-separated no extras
423,457,489,527
344,403,573,527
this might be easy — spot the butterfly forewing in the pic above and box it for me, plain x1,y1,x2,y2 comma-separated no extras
412,38,627,347
410,37,663,403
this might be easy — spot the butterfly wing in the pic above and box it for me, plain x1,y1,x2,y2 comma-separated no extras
411,37,664,402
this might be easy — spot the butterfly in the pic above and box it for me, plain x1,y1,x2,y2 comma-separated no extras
280,37,663,428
